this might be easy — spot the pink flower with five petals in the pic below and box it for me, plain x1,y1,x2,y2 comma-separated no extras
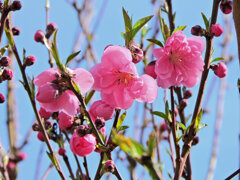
90,45,158,110
153,31,205,88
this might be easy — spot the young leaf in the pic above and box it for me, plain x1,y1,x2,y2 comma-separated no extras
84,90,95,105
141,26,152,38
116,111,127,131
0,45,9,57
198,123,207,131
178,122,186,131
159,14,167,42
131,15,153,41
195,109,203,133
201,12,210,30
122,7,132,32
118,125,129,132
152,111,169,120
46,151,58,168
211,57,224,64
172,25,187,34
65,50,81,66
147,132,157,156
147,39,164,47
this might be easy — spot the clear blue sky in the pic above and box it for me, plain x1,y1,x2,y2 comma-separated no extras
0,0,239,179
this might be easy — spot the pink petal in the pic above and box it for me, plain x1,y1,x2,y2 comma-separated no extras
90,63,103,91
36,84,58,103
34,68,60,87
136,74,158,103
187,37,205,54
153,48,165,58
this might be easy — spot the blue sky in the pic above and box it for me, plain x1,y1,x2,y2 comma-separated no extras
0,0,239,179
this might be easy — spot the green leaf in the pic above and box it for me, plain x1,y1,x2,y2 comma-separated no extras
2,155,9,167
122,8,132,32
46,151,58,168
121,32,126,40
198,123,207,131
147,39,164,47
4,26,14,47
118,125,129,131
0,45,9,57
177,135,184,142
141,26,152,38
159,14,167,43
147,132,157,156
28,76,35,100
96,143,108,152
195,109,203,133
201,12,210,30
165,101,172,122
65,50,81,66
72,81,82,95
116,111,127,131
84,90,95,105
152,111,169,120
130,15,153,41
178,122,186,131
211,57,224,64
172,25,187,34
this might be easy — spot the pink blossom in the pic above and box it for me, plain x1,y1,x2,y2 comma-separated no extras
153,31,205,88
39,107,52,119
90,45,158,109
70,132,96,157
58,111,74,130
145,61,157,79
89,100,114,121
212,62,228,78
34,68,94,115
211,24,224,37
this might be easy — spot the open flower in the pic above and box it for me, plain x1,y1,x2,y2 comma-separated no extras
90,45,158,109
153,31,205,88
34,68,94,115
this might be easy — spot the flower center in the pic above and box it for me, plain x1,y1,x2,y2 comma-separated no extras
169,51,183,65
116,71,133,86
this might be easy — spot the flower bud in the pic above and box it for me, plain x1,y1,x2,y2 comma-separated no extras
34,30,45,43
24,55,36,67
160,122,167,132
37,132,45,142
212,62,228,78
32,123,40,131
58,148,66,156
211,24,224,37
145,61,157,79
130,42,143,64
39,107,52,119
95,117,105,130
191,25,202,36
46,23,58,38
10,0,22,11
77,125,88,137
44,120,53,130
16,152,27,162
0,93,5,103
179,99,188,111
89,100,114,121
104,160,115,173
2,68,13,80
7,161,15,172
183,89,193,99
0,56,11,67
58,111,74,130
192,136,200,145
220,0,233,14
12,27,21,36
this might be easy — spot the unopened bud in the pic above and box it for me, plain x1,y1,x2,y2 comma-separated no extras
10,0,22,11
192,136,200,145
179,99,188,111
44,120,53,130
211,24,224,37
15,152,27,162
37,132,45,142
0,56,11,67
0,93,5,103
104,160,115,173
211,62,228,78
95,117,105,130
46,23,58,38
34,30,45,43
220,0,233,14
2,68,13,80
145,61,157,79
24,55,36,67
183,90,193,99
77,125,87,137
191,25,202,36
160,122,167,132
32,123,40,131
58,148,66,156
12,27,21,36
130,42,143,64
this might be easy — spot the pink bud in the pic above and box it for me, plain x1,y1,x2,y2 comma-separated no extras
211,24,224,37
10,0,22,11
39,107,52,119
145,61,157,79
24,55,36,66
220,0,233,14
36,84,59,103
183,89,193,99
179,99,188,110
58,148,66,156
70,132,96,157
0,93,5,103
46,23,58,38
34,30,45,43
7,161,15,171
104,160,115,173
130,42,143,64
0,56,11,67
2,68,13,80
58,111,74,130
191,25,202,36
212,62,228,78
95,117,105,130
37,132,44,142
89,100,114,121
160,122,167,132
77,125,88,137
16,152,27,161
12,27,21,36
